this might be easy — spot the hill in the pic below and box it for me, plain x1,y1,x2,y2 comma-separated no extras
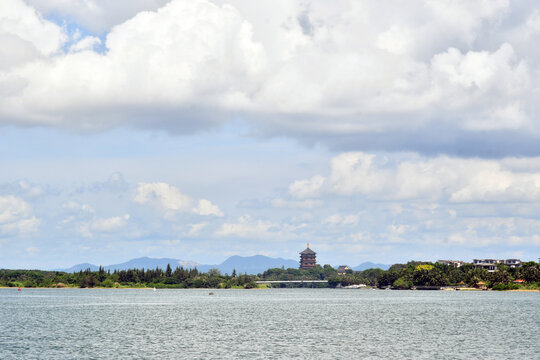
352,262,391,271
57,255,298,275
198,255,299,275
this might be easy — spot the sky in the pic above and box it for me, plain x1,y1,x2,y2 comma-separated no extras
1,0,540,269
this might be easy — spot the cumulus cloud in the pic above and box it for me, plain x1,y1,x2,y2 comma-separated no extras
215,215,276,238
90,214,130,233
290,152,540,203
58,200,130,237
0,0,65,59
0,195,40,235
187,222,208,236
87,172,128,192
27,0,171,34
323,214,359,227
193,199,224,217
1,0,540,155
288,175,325,199
74,214,130,238
134,182,224,219
0,180,47,198
69,36,101,53
134,182,192,211
62,201,95,214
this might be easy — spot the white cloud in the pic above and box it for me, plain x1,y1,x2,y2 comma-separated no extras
288,175,325,199
134,182,192,211
90,214,130,233
0,180,46,198
193,199,224,217
323,214,359,227
0,195,40,235
215,214,276,238
62,201,95,214
27,0,171,34
69,36,101,53
17,181,44,198
134,182,225,220
291,152,540,203
0,0,539,155
88,172,128,192
0,0,65,58
187,222,207,236
73,214,130,238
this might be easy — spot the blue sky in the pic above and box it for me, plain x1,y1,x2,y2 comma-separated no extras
1,0,539,269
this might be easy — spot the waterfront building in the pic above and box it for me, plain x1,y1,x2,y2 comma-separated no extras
503,259,522,268
300,244,317,270
336,265,350,275
437,260,465,268
473,258,522,272
473,259,499,272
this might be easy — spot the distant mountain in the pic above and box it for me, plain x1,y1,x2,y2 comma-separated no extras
58,255,298,275
103,257,200,271
352,262,391,271
198,255,299,275
59,263,100,272
57,257,199,273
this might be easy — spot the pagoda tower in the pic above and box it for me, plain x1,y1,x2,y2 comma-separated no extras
299,243,317,270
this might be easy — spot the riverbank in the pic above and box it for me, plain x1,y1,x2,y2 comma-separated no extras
2,285,537,291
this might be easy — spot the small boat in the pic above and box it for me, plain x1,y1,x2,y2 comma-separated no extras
152,287,156,292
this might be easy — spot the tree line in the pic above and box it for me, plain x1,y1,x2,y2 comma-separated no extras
0,265,258,289
1,261,538,290
374,261,540,290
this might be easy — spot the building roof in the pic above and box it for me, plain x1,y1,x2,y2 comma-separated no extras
300,247,316,255
300,243,316,255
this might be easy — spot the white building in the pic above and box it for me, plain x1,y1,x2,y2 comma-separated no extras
472,259,522,272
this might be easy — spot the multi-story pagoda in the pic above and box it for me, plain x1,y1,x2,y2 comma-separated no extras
299,243,317,270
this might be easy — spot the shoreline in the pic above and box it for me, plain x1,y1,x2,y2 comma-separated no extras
2,286,538,291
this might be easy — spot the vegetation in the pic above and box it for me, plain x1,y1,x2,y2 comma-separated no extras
0,266,258,289
1,261,538,290
375,261,540,290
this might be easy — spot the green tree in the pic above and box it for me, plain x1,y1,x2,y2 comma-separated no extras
393,277,412,289
207,268,221,277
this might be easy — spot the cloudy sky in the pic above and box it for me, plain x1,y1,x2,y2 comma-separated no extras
1,0,539,269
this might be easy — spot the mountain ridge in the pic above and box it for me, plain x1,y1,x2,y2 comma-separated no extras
56,257,391,274
57,255,297,275
352,261,391,271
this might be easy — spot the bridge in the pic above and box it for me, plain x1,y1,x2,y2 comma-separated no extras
256,280,328,284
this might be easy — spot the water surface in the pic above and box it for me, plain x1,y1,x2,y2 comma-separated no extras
0,288,538,359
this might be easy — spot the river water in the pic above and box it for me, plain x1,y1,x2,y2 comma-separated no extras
0,288,538,359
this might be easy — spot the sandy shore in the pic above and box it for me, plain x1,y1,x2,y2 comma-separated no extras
506,289,540,292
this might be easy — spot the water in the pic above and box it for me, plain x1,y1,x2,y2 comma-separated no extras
0,288,538,359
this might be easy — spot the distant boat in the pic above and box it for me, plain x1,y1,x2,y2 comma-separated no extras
152,287,156,291
344,284,367,289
